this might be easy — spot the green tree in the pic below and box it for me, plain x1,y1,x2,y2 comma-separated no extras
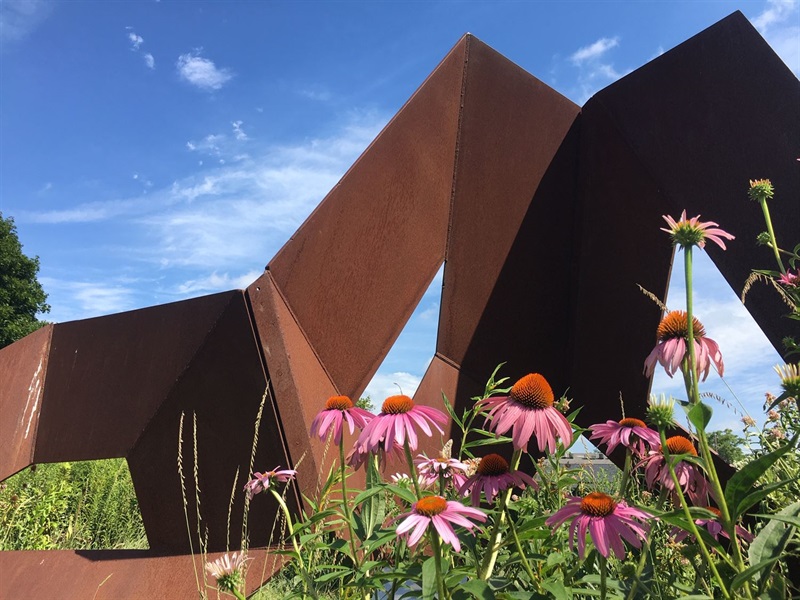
707,428,745,464
0,213,50,348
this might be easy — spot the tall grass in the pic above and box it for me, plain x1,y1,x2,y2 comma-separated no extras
0,458,148,550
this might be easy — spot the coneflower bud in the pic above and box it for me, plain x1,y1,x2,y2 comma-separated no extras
647,394,675,430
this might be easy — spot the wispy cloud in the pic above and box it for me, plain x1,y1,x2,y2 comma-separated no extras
363,372,422,403
125,27,155,69
176,50,233,91
127,31,143,50
565,36,629,104
143,52,155,69
0,0,54,43
232,120,248,141
176,270,263,295
570,36,619,65
751,0,800,74
39,278,138,321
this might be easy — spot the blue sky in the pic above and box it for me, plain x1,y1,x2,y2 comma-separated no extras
1,0,797,438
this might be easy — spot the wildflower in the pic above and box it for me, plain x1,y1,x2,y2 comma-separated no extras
767,410,780,422
748,179,774,203
244,467,296,498
589,418,660,457
395,495,486,552
643,311,724,380
546,492,651,559
415,454,470,490
661,210,735,250
458,453,537,506
390,473,411,484
310,395,374,445
741,416,757,428
639,436,710,504
205,552,247,592
775,363,800,399
778,269,799,287
769,428,786,440
476,373,573,453
646,394,676,430
672,506,754,544
352,395,448,456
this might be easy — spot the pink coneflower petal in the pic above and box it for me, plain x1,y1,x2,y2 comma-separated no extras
310,396,374,446
546,493,651,559
644,311,723,381
395,496,486,552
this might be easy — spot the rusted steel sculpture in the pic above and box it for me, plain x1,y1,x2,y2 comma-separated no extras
1,11,798,598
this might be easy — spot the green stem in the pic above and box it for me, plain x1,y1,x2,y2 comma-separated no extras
626,488,667,600
505,505,537,585
478,449,522,580
599,554,607,600
430,531,448,600
759,198,786,275
659,431,730,599
270,488,319,600
618,449,632,500
403,440,423,500
231,589,246,600
683,246,701,405
339,437,361,567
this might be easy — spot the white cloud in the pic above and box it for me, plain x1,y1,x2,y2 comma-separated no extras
143,52,155,69
232,120,248,141
570,36,619,65
176,270,263,295
298,87,332,102
363,372,422,403
752,0,800,75
0,0,54,43
39,278,137,321
176,50,233,91
128,31,143,50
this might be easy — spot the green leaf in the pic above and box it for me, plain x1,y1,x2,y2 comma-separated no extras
685,401,712,431
736,477,797,517
731,558,780,593
422,556,437,600
457,579,494,600
313,565,352,583
362,459,386,539
724,435,798,520
386,484,417,504
541,579,570,600
748,500,800,590
442,392,464,429
751,512,800,529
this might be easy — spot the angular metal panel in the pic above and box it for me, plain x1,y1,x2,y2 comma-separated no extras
0,325,52,480
127,292,289,553
438,37,581,382
33,293,236,463
268,36,466,399
0,548,284,599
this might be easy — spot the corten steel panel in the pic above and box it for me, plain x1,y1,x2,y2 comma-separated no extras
0,324,52,480
585,11,800,355
446,118,582,417
438,37,581,383
268,36,466,400
246,271,345,499
33,292,237,463
0,548,285,599
127,292,292,553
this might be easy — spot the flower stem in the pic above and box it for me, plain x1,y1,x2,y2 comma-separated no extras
599,554,607,600
504,505,537,585
759,198,786,275
339,437,360,567
231,589,246,600
618,448,632,500
659,431,730,599
403,439,422,500
478,449,521,580
430,530,448,600
626,488,667,600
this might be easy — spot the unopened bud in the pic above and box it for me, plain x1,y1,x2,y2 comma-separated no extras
647,394,675,430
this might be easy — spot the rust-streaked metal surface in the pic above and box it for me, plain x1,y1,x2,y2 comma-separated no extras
0,324,52,480
1,10,797,598
0,548,286,599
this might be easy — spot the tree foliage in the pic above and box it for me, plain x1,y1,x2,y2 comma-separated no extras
707,428,745,464
0,213,50,348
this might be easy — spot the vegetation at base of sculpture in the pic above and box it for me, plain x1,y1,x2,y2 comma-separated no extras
0,212,50,349
200,182,799,599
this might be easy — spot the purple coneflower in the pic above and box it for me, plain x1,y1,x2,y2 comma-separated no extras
458,453,537,506
205,552,247,593
661,210,735,250
352,395,448,455
310,395,373,445
244,466,297,498
415,453,470,490
778,269,798,287
395,495,486,552
672,506,754,544
644,311,724,380
546,492,652,559
639,436,710,505
477,373,573,454
589,417,660,458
